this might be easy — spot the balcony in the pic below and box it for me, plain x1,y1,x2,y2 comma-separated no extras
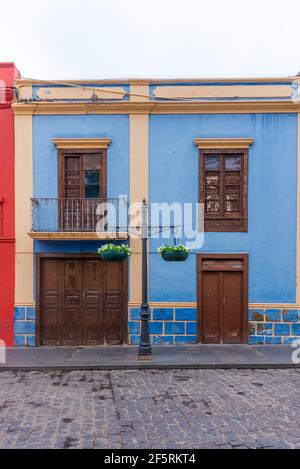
29,197,128,240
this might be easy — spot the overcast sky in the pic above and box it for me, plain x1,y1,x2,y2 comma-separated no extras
1,0,299,80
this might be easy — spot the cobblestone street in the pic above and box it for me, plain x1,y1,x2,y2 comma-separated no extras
0,369,299,449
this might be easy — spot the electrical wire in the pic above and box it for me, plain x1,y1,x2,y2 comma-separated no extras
18,77,147,100
17,77,208,102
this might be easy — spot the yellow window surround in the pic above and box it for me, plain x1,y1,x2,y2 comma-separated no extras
194,138,254,149
52,138,111,150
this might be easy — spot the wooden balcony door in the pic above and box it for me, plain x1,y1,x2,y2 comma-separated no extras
59,150,107,231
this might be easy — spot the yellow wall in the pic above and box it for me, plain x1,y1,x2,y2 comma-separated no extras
14,112,34,305
129,83,149,303
297,113,300,303
153,84,293,100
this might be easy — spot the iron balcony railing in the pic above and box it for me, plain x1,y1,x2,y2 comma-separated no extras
31,197,128,232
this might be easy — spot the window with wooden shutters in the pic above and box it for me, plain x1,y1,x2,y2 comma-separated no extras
59,150,106,200
199,149,248,232
58,149,107,231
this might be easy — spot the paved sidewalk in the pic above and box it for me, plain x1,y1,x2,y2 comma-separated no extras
0,344,299,370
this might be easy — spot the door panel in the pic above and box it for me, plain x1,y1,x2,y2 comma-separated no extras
41,259,61,345
62,155,81,231
83,260,103,345
62,260,82,345
64,156,81,199
201,272,220,344
39,256,127,346
104,262,124,345
222,271,243,343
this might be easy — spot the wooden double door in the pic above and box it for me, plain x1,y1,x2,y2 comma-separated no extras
197,254,248,344
37,255,127,346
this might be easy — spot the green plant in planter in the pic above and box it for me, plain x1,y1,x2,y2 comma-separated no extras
158,244,191,262
98,243,132,262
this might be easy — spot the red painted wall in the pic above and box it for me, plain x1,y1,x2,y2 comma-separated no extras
0,63,19,346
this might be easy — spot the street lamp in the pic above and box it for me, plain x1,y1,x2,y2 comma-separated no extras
137,198,152,360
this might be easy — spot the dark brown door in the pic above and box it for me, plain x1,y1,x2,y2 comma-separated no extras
83,259,103,345
38,255,127,346
63,259,83,345
197,254,248,344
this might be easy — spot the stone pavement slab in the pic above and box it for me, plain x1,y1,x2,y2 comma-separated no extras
0,345,299,370
0,369,300,448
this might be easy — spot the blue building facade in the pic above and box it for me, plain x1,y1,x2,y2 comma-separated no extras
13,77,300,346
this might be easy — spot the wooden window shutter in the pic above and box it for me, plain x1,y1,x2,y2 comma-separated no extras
199,149,248,232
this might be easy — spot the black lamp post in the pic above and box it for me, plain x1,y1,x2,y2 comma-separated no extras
137,198,152,359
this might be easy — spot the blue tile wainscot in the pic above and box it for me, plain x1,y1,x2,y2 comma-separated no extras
14,306,36,347
248,308,300,344
129,307,198,345
130,307,300,345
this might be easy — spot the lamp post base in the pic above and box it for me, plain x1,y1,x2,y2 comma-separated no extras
138,303,152,359
137,354,153,361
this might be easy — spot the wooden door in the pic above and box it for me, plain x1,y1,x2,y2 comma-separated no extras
62,259,82,345
222,271,244,343
197,254,248,344
104,262,127,345
201,271,221,343
61,155,81,231
38,255,127,346
83,259,104,345
39,258,62,346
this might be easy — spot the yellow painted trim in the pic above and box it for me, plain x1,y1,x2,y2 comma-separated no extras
12,100,300,116
129,114,149,303
249,304,300,309
28,231,128,240
128,302,300,309
128,302,196,308
15,301,300,309
297,113,300,303
130,83,150,102
194,138,254,149
153,85,293,100
35,86,126,101
15,77,296,86
52,138,111,149
15,108,34,305
15,303,36,307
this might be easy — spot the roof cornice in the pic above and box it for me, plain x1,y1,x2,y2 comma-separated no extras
12,100,300,115
15,76,298,85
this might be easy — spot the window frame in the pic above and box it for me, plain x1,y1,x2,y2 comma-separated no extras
199,148,248,232
58,148,107,201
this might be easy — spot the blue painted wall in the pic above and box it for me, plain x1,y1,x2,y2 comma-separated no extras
149,113,298,303
33,114,129,200
33,113,130,281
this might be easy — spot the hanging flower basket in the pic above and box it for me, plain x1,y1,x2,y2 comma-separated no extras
98,243,132,262
158,244,190,262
